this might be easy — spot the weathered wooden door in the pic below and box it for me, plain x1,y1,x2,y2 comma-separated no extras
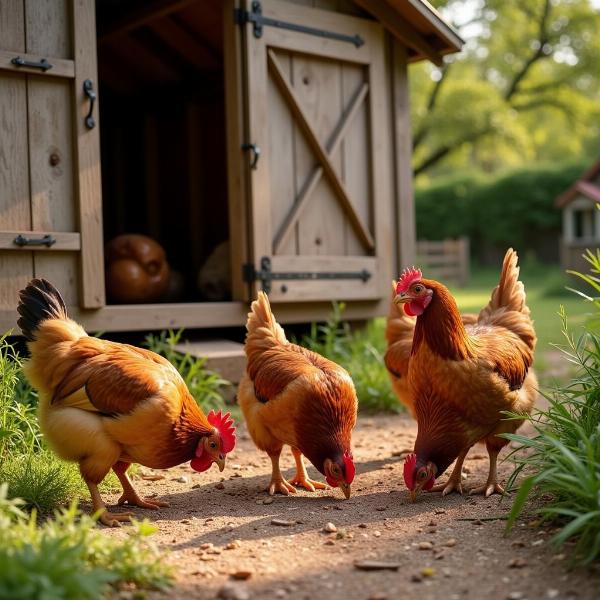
239,0,392,302
0,0,104,323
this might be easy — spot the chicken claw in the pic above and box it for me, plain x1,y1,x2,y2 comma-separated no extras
268,477,297,496
118,492,170,509
469,481,505,497
431,478,463,496
98,510,135,527
289,475,327,492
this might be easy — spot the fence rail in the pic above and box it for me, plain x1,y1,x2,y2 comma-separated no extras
416,237,470,286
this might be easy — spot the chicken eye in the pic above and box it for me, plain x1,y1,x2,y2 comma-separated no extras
210,441,217,449
417,469,427,481
414,285,424,293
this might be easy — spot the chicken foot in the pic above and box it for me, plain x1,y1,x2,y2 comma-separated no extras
289,448,326,492
113,461,170,510
469,447,505,497
430,448,468,496
86,480,134,527
268,451,296,496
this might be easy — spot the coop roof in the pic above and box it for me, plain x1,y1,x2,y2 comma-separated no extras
556,158,600,208
356,0,463,65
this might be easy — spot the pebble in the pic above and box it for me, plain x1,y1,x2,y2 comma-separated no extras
217,582,251,600
336,529,347,539
507,593,524,600
546,590,559,599
443,539,457,547
373,531,382,538
215,482,225,490
230,571,252,581
192,483,202,489
421,567,436,578
418,541,434,550
434,509,446,514
323,522,337,533
411,574,423,583
226,540,242,550
271,519,295,527
324,539,335,546
201,543,214,550
181,519,190,524
358,523,368,528
508,558,527,569
354,561,400,571
263,497,274,505
175,475,189,483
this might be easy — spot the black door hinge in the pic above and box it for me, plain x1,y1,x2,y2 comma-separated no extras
243,256,371,294
235,1,364,47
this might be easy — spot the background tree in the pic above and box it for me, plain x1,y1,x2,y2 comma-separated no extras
412,0,600,179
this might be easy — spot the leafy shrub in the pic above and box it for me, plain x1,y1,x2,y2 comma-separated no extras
415,161,587,259
505,249,600,565
144,329,231,410
296,305,399,413
0,484,173,598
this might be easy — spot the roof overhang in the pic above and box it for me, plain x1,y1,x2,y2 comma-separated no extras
555,159,600,208
354,0,464,66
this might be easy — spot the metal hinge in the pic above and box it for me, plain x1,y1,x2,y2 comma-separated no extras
234,1,364,47
243,256,371,294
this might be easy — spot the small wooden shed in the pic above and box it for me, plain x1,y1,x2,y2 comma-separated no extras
0,0,461,333
556,158,600,272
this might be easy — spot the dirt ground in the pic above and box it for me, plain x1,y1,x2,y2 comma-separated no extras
100,414,600,600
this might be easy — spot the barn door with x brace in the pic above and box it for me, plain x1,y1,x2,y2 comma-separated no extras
238,0,392,302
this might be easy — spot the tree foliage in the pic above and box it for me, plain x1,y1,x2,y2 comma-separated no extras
412,0,600,179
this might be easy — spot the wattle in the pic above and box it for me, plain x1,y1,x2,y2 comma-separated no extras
190,455,213,473
404,302,424,317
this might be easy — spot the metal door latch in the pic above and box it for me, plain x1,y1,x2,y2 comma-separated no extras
13,234,56,248
11,56,53,71
83,79,96,129
243,256,371,293
242,143,261,169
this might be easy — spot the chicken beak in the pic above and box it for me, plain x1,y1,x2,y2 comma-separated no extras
215,455,226,472
394,293,410,305
340,483,351,499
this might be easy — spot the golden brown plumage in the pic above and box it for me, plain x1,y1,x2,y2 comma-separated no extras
238,292,357,499
17,279,236,526
395,249,538,499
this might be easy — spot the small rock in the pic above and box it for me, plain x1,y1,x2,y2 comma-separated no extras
215,482,225,490
201,543,214,550
181,519,190,524
200,555,216,562
263,497,274,505
546,590,559,599
508,558,527,569
336,529,347,539
434,509,446,515
230,571,252,581
207,547,222,555
271,519,295,527
410,574,423,583
418,541,434,550
354,561,400,571
333,505,343,511
373,530,381,538
192,483,202,489
324,539,335,546
507,593,523,600
217,582,251,600
323,522,337,533
421,567,436,578
358,523,368,528
375,507,387,512
443,539,457,547
511,540,526,548
176,475,189,483
226,540,242,550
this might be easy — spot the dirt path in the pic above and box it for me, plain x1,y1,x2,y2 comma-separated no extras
102,415,600,600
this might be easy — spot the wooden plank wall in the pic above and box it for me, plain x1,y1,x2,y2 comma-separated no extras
416,237,470,286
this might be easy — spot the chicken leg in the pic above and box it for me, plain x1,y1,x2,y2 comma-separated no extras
86,480,134,527
469,445,505,497
430,448,468,496
113,461,170,509
289,447,326,492
268,450,296,496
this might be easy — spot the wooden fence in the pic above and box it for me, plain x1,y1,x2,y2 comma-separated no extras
416,237,470,286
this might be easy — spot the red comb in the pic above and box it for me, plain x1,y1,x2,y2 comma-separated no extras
396,267,422,294
343,452,355,484
403,452,417,490
207,410,236,453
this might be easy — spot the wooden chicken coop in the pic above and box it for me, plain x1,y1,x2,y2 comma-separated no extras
0,0,462,333
556,158,600,273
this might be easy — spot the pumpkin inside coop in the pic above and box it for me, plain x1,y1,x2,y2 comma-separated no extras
0,0,461,332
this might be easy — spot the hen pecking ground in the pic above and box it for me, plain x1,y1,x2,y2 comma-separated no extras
99,414,600,600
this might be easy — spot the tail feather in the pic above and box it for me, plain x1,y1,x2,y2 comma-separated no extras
479,248,529,321
244,292,287,371
17,279,68,341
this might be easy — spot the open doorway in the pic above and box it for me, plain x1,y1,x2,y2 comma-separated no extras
95,0,230,304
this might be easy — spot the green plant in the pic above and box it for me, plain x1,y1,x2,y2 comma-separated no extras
504,250,600,565
143,329,231,410
296,305,399,413
0,335,41,459
0,484,173,598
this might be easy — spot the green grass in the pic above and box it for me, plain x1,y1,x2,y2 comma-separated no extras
503,249,600,566
0,484,173,598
